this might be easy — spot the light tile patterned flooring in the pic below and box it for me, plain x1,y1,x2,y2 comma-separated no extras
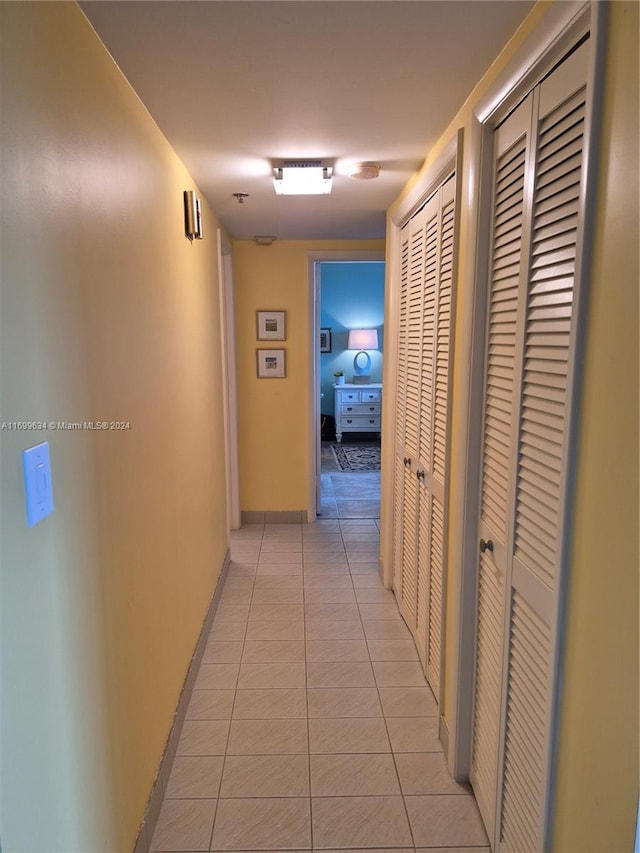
150,520,489,852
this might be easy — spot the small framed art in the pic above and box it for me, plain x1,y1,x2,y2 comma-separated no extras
257,348,286,378
320,327,332,353
257,310,286,341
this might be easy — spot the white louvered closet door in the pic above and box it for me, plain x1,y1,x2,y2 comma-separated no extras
471,41,589,852
393,176,457,696
416,177,456,694
392,224,410,595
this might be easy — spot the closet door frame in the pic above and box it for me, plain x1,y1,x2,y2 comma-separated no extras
448,0,606,837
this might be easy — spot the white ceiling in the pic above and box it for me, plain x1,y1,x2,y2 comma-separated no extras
80,0,534,240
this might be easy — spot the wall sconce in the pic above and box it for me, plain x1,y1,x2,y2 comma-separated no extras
347,329,379,378
184,190,203,241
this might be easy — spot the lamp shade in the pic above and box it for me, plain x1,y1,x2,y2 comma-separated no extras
347,329,379,350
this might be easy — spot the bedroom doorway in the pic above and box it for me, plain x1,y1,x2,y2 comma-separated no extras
312,256,385,519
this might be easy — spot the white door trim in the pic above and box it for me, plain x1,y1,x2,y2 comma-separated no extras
217,229,241,531
305,251,385,523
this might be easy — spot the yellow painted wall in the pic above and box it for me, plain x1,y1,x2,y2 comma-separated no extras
552,3,639,850
233,240,384,512
387,1,638,850
0,3,229,851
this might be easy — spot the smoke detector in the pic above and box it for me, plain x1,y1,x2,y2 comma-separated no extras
348,162,381,181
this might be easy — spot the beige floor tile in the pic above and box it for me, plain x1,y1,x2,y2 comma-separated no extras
303,574,354,589
395,751,471,795
215,604,250,622
259,540,302,553
373,660,428,687
385,716,441,752
233,688,307,719
363,620,412,640
208,622,247,642
177,720,230,756
238,662,306,689
219,754,309,798
366,639,419,661
307,661,374,688
250,587,304,605
256,563,303,576
249,603,304,622
194,663,239,691
303,587,356,604
348,562,381,574
219,587,254,605
304,602,360,621
302,540,346,552
345,547,381,559
303,558,349,570
308,717,390,754
351,574,384,588
354,587,396,603
245,620,304,641
308,687,382,718
358,603,402,620
226,719,308,754
226,563,258,577
340,531,381,542
258,552,303,564
211,797,310,851
254,576,303,591
220,579,255,595
165,756,224,799
310,753,400,796
416,848,491,853
311,795,413,850
242,641,305,664
202,641,244,664
186,690,235,720
405,794,489,847
305,620,364,641
150,799,216,851
320,849,412,853
379,686,438,717
306,639,369,663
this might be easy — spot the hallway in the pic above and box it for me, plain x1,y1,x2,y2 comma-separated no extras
149,520,489,851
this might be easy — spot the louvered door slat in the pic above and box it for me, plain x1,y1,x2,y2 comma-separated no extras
428,496,444,691
514,90,585,592
499,592,551,852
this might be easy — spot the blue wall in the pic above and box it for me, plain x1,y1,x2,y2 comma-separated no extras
320,261,385,416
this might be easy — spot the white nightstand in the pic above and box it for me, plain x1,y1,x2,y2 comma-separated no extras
333,383,383,443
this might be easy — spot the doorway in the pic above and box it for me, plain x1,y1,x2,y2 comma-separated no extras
307,252,385,520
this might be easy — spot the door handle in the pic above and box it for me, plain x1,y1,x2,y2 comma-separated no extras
403,457,411,467
480,538,494,553
416,469,425,481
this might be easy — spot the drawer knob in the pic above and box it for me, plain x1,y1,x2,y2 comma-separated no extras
480,539,494,553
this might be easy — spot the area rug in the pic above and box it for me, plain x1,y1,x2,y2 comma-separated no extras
331,443,381,472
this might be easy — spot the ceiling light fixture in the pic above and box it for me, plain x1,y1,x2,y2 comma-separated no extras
348,162,381,181
233,192,250,204
254,236,277,246
273,160,333,196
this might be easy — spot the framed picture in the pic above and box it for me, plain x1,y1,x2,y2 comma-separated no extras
257,348,286,378
319,327,332,353
257,310,286,341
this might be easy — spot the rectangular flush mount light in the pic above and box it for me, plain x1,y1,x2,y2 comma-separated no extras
273,160,333,195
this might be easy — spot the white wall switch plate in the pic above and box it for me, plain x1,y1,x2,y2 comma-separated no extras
22,442,54,527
